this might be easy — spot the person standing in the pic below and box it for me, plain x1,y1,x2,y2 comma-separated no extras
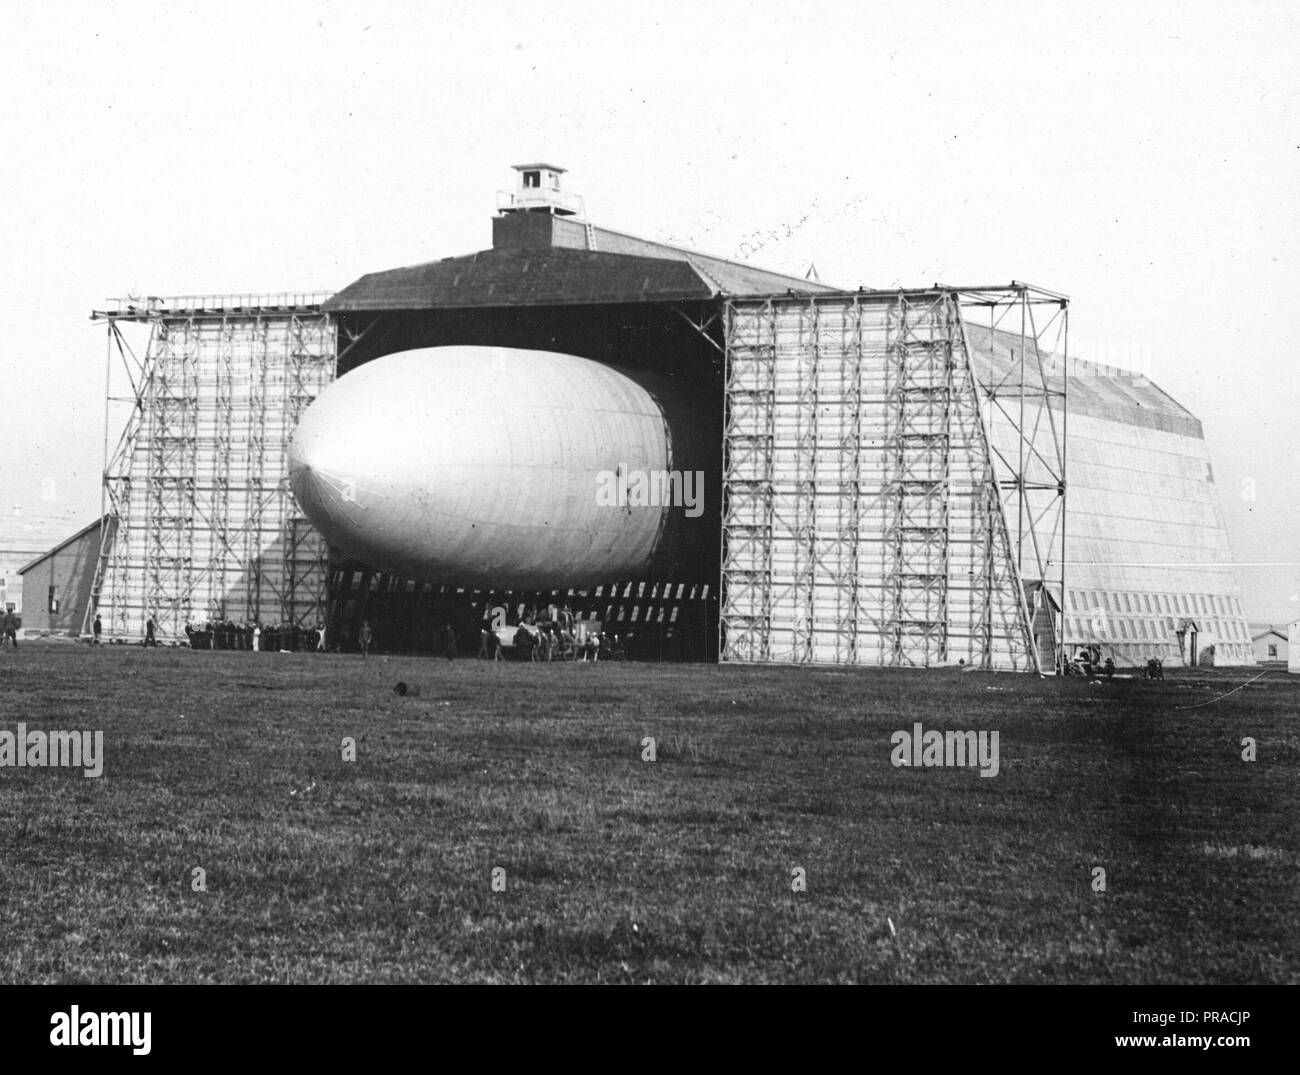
358,620,373,659
316,623,327,653
144,615,157,648
2,608,18,649
513,623,535,661
252,624,261,652
439,622,457,661
92,614,102,645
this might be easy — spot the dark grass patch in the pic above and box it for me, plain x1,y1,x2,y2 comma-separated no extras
0,647,1295,982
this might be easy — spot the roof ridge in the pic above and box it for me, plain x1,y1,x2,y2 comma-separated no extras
588,221,837,290
684,255,726,295
16,515,109,575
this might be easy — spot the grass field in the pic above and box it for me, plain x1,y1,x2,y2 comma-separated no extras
0,643,1295,983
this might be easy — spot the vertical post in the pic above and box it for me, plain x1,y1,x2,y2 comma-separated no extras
1017,291,1027,578
1058,299,1069,673
101,323,112,530
717,299,730,664
81,321,116,638
804,296,819,662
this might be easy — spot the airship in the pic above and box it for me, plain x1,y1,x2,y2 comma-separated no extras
287,346,716,589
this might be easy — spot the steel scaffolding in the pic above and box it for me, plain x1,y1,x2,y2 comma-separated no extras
955,282,1069,671
720,287,1064,672
85,295,336,642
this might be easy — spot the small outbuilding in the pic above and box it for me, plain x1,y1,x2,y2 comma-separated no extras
1250,624,1288,666
16,517,111,637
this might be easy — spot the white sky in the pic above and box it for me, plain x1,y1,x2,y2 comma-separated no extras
1,1,1296,621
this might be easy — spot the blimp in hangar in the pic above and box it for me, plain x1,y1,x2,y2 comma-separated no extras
294,164,841,657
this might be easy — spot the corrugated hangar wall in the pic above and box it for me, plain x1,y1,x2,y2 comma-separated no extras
1037,375,1252,666
963,324,1253,667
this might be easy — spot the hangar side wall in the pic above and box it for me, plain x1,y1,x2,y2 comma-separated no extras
720,293,1036,670
964,327,1253,667
1055,408,1251,665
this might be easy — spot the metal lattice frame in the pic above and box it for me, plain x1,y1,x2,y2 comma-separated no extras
719,301,778,662
720,289,1054,671
85,295,336,642
953,282,1069,672
886,295,954,666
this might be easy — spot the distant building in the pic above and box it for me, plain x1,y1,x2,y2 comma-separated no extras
16,517,111,637
1250,624,1288,666
0,507,86,615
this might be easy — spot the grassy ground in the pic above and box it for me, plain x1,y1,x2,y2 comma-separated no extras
0,643,1295,983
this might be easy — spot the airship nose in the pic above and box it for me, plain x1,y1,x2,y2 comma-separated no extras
286,346,688,588
287,399,365,533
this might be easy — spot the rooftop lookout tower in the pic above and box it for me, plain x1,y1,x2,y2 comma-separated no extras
497,163,585,217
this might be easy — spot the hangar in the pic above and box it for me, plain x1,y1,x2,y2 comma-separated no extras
79,165,1253,668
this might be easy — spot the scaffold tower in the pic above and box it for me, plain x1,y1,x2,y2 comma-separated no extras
720,285,1067,672
85,295,336,642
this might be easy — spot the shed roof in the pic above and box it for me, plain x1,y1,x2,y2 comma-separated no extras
17,515,108,575
0,509,90,558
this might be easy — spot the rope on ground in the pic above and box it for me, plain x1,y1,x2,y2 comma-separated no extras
1172,670,1270,710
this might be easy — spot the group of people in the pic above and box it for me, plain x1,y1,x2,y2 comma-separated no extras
183,620,329,653
482,621,629,662
1064,644,1167,679
1063,645,1116,678
91,602,658,661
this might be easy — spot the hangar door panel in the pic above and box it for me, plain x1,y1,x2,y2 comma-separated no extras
720,293,1034,670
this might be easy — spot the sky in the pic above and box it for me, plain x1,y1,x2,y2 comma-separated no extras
1,0,1296,622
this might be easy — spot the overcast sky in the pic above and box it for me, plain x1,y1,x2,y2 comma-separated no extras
1,1,1296,622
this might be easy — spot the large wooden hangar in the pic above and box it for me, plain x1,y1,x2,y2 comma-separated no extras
63,165,1250,670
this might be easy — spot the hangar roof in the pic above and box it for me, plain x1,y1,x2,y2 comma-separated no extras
324,213,839,312
326,248,728,310
966,323,1202,438
324,223,1198,439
